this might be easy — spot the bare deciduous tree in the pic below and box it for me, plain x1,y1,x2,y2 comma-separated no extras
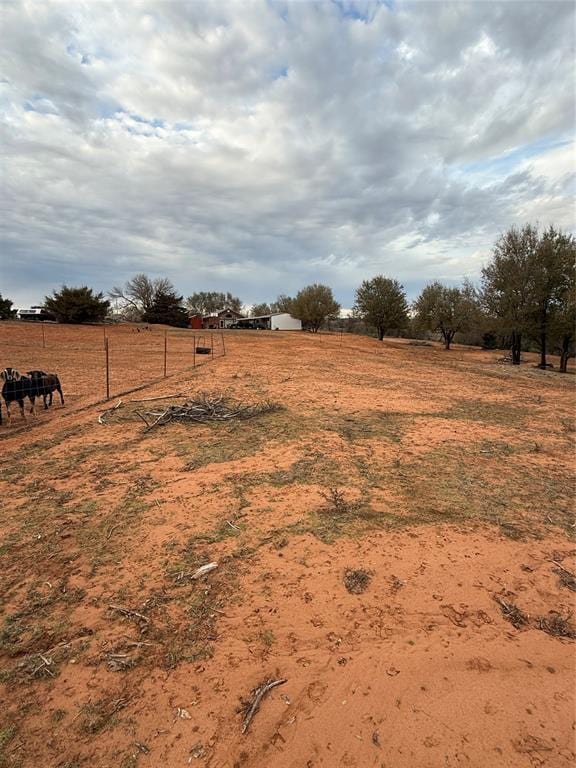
110,274,174,320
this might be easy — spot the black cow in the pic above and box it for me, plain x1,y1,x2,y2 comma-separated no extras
0,368,34,426
27,370,65,410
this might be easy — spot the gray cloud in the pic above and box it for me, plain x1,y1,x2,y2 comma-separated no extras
1,0,574,308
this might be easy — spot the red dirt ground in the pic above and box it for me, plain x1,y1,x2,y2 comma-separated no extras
0,328,574,768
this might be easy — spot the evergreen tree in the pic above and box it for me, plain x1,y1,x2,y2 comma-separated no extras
44,286,110,324
143,287,189,327
0,294,17,320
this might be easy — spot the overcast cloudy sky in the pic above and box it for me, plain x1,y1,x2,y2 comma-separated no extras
1,0,574,309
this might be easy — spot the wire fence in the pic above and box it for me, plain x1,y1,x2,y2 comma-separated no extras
0,323,226,415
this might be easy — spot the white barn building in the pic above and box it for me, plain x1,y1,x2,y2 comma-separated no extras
238,312,302,331
268,312,302,331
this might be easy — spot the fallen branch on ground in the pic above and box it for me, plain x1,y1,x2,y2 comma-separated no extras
133,410,151,427
108,603,149,624
29,654,55,678
127,392,187,403
191,562,218,580
106,524,120,540
140,393,282,431
241,678,287,734
97,392,283,430
493,595,529,629
98,400,123,424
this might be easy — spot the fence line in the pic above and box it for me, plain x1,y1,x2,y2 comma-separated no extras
0,327,227,410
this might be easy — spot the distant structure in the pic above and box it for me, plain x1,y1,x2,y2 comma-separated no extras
236,312,302,331
17,306,55,322
187,308,301,331
189,308,245,330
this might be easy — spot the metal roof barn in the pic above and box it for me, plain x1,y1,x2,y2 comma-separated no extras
237,312,302,331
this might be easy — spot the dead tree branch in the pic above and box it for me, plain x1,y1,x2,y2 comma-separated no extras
241,678,287,734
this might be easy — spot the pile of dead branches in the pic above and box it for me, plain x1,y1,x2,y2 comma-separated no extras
135,393,282,431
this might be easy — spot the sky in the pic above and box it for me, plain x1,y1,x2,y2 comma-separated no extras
1,0,575,310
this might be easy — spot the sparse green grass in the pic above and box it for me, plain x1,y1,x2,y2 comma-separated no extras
374,443,573,538
477,440,516,456
0,534,19,560
135,406,305,471
304,502,392,544
239,429,574,547
0,578,84,684
561,417,576,433
152,565,238,669
79,696,127,735
258,629,276,647
437,399,530,427
0,725,17,768
322,411,405,443
73,478,157,567
181,518,241,549
259,487,394,545
237,451,342,489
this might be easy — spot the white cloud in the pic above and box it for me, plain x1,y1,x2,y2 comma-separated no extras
0,0,574,307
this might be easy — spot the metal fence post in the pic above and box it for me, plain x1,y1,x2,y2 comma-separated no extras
105,337,110,400
163,330,167,378
193,335,196,368
221,330,226,357
211,332,214,360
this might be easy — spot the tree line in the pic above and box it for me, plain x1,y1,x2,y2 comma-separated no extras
1,224,573,370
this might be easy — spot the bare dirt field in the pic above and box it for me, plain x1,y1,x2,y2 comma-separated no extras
0,328,574,768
